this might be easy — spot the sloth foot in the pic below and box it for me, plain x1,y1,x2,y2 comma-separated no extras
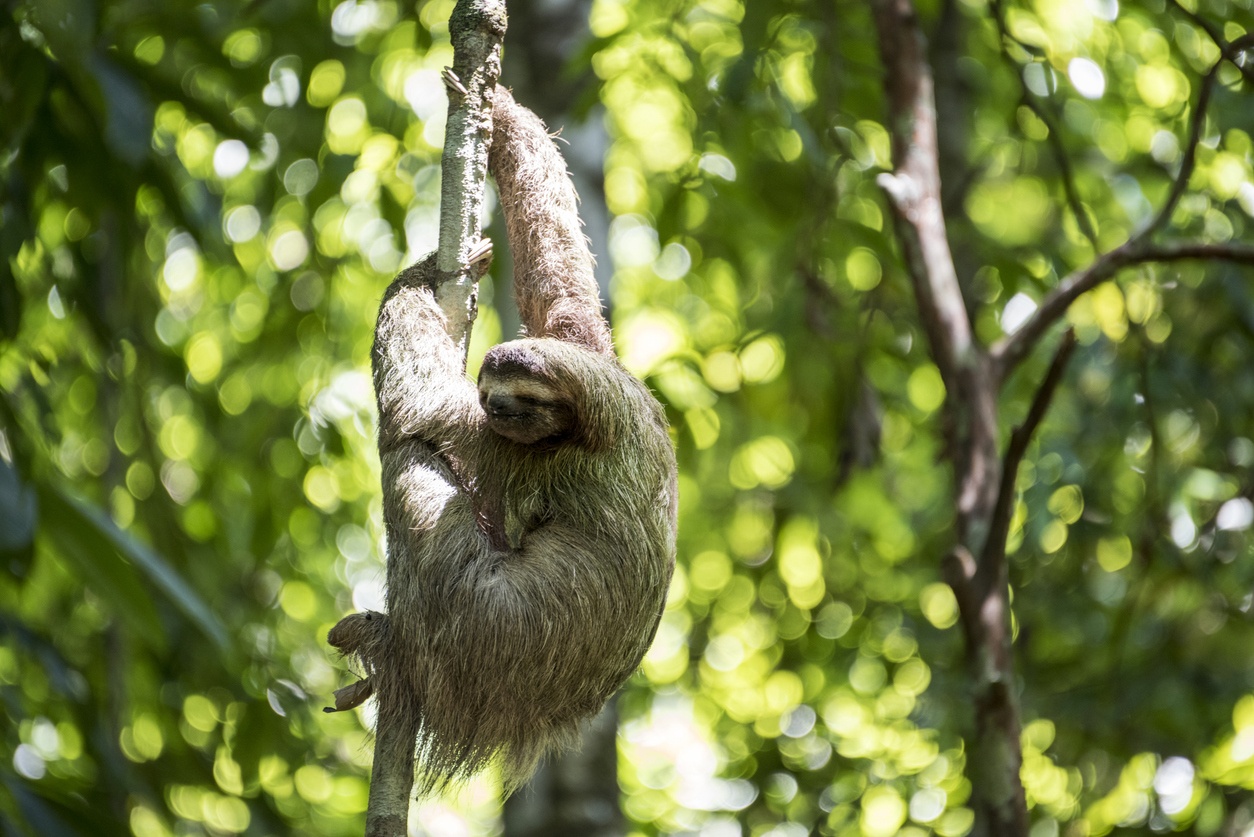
441,67,468,96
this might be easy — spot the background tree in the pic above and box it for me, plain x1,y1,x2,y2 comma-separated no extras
4,1,1254,836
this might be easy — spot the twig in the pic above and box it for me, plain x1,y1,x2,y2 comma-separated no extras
1146,31,1254,239
1024,94,1099,248
988,0,1099,249
980,330,1076,586
1141,60,1221,240
991,31,1254,383
1167,1,1254,84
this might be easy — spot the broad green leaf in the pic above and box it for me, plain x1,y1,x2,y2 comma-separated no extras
37,485,166,651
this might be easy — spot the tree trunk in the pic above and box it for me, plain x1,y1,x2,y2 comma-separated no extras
869,1,1031,832
503,700,625,837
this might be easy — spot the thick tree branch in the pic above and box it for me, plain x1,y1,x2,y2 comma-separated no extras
871,0,973,385
991,240,1254,380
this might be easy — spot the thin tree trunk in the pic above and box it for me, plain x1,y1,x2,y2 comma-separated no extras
868,2,1030,833
432,0,508,351
362,3,505,835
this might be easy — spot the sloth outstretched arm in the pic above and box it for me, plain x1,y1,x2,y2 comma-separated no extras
488,87,613,355
329,86,677,795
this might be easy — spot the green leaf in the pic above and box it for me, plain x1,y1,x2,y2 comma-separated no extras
37,484,166,651
37,484,230,654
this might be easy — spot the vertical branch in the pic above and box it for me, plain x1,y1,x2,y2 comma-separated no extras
870,2,1029,835
364,696,418,837
433,0,508,355
870,0,998,547
362,4,506,837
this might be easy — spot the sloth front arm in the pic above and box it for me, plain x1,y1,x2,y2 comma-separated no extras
371,256,483,451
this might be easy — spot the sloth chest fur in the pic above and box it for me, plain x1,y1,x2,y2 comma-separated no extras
474,452,643,557
494,478,598,551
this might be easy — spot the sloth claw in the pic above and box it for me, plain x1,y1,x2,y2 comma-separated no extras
468,238,493,266
441,68,468,96
324,677,374,713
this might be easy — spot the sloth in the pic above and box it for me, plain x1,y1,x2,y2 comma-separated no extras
327,85,678,795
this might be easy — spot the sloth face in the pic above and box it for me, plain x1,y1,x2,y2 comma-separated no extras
478,343,576,445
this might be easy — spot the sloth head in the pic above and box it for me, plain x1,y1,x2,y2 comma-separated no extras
478,342,577,445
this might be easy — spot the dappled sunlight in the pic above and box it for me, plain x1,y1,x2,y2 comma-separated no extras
4,0,1254,833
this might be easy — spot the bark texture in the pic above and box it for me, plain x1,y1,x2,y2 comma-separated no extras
434,0,508,354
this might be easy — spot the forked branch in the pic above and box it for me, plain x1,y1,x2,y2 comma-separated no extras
990,27,1254,384
991,240,1254,381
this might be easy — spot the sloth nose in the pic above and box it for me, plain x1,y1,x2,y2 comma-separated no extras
485,391,523,416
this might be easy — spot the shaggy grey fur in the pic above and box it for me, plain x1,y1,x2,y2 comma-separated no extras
329,86,677,795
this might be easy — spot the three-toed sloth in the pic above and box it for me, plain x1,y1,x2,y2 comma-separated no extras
328,85,678,794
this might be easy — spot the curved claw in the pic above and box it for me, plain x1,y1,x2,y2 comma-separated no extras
467,237,493,266
442,67,468,96
323,677,374,713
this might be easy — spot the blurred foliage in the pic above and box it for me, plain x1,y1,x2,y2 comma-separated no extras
3,0,1254,836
